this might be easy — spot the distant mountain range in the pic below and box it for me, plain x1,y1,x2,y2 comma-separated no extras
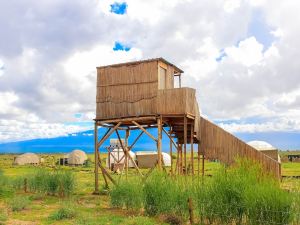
0,128,299,154
0,128,173,154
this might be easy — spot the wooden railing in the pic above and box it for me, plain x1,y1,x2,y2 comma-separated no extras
199,117,281,179
157,88,197,115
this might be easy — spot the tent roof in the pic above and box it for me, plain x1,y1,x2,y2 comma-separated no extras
247,140,277,151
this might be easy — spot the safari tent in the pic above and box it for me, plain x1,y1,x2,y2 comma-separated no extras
14,153,40,165
67,149,88,165
136,151,171,168
247,140,281,162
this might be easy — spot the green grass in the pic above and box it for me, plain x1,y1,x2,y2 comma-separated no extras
8,196,31,212
48,205,77,220
0,153,299,225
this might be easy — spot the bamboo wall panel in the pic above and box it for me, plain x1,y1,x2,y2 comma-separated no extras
199,117,281,178
96,61,158,119
157,88,196,115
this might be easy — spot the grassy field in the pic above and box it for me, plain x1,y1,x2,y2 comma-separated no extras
0,153,299,225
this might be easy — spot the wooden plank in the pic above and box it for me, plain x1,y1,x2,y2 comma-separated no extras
98,116,156,124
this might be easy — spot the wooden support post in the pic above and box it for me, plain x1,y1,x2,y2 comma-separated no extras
94,122,99,194
184,115,187,175
190,124,194,176
179,144,183,174
24,178,27,193
169,129,173,175
179,74,182,88
175,143,179,175
125,129,130,179
198,144,200,177
202,152,205,177
157,116,162,170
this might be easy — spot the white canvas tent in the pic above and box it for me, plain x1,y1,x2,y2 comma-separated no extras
14,153,40,165
68,149,88,165
247,140,281,162
136,151,171,168
106,148,136,168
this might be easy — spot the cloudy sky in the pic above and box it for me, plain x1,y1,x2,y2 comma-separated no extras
0,0,299,149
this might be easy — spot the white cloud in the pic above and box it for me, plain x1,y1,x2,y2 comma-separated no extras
63,44,142,78
0,0,300,142
224,36,264,67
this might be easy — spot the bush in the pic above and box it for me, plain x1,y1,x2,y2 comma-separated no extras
110,178,144,210
8,196,31,212
48,205,76,220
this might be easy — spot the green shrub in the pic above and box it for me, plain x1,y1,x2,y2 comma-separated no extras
48,206,76,220
8,196,31,211
110,178,143,210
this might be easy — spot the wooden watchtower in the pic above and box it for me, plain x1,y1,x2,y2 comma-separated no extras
94,58,281,193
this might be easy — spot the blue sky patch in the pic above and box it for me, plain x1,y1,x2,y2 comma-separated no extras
215,50,227,62
247,9,274,50
113,41,131,51
74,113,82,118
110,2,127,15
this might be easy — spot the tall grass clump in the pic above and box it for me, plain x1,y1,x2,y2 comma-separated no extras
143,170,195,218
25,169,75,197
8,196,31,212
48,204,76,220
196,159,295,225
110,177,143,210
244,182,293,225
0,170,13,198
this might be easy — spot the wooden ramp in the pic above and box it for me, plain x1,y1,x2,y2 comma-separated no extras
198,117,281,178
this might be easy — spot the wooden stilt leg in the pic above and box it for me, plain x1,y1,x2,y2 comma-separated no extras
93,122,99,194
180,144,183,175
169,130,173,175
191,124,194,176
184,116,187,175
125,129,129,179
157,116,162,170
198,144,200,177
202,151,205,177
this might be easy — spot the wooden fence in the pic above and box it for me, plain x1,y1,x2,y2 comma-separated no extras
199,117,281,178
